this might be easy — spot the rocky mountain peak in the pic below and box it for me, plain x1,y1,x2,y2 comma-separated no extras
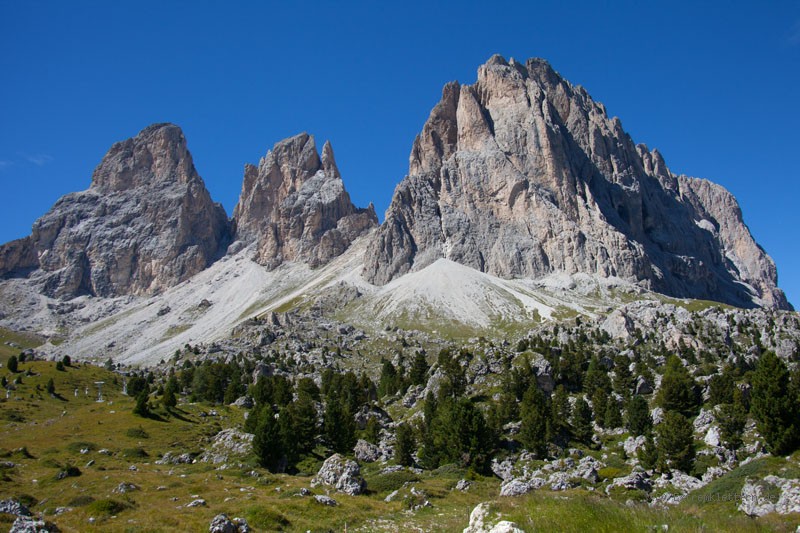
233,133,377,269
0,124,230,298
90,123,197,192
364,54,791,310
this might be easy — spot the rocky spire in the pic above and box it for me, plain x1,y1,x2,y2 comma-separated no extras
232,133,377,269
0,123,231,298
364,55,791,310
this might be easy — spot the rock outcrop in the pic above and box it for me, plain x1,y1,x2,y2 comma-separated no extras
363,55,790,310
0,124,230,298
232,133,377,269
311,453,365,495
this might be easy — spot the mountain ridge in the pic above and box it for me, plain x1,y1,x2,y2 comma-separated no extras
0,55,792,350
364,55,790,310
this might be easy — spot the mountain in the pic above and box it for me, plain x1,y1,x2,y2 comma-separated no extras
363,55,790,310
0,123,230,298
232,133,378,269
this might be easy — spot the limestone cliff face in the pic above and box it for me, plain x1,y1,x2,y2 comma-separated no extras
364,55,790,310
0,124,231,298
232,133,377,269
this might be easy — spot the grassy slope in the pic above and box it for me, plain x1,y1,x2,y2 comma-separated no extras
1,359,799,531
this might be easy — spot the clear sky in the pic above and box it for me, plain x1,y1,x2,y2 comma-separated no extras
1,1,798,307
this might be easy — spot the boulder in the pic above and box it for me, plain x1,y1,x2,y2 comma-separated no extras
353,439,381,463
463,502,525,533
209,513,250,533
311,453,365,496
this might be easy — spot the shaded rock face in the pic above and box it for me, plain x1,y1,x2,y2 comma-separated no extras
0,124,231,298
233,133,377,269
364,55,790,310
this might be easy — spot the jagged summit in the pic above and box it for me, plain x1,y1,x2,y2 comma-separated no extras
364,54,790,310
91,123,198,192
0,124,230,298
232,133,377,269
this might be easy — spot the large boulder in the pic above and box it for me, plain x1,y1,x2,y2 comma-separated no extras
311,453,365,496
209,514,250,533
463,502,525,533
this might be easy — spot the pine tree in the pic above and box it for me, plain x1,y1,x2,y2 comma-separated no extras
707,366,735,406
751,351,799,454
550,385,572,442
626,395,652,436
395,423,416,466
613,354,634,398
133,389,150,417
437,349,466,398
428,397,492,472
378,359,400,398
519,386,550,458
604,397,623,429
591,388,608,428
7,355,18,373
364,416,380,445
717,390,747,451
253,406,285,472
572,396,594,445
46,377,55,395
288,393,318,455
323,395,356,454
409,351,430,386
656,356,698,417
584,356,611,398
162,376,179,409
655,411,695,473
639,432,658,469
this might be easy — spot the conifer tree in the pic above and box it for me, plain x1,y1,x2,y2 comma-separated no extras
751,351,799,454
550,385,572,442
7,355,18,373
572,396,594,445
133,388,150,417
288,393,318,455
613,354,634,398
707,365,735,406
604,397,623,429
323,395,356,454
655,411,695,473
253,406,285,472
656,355,698,417
395,423,416,466
378,359,400,398
717,389,747,450
409,351,430,386
46,377,55,395
584,356,611,398
591,388,608,428
626,395,652,436
520,386,550,457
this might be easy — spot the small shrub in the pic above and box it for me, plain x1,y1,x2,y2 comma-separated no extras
16,494,38,508
122,447,148,459
66,441,97,454
125,427,150,439
68,495,95,507
86,499,129,517
597,466,623,481
56,465,81,479
244,506,291,530
366,470,421,494
432,463,468,479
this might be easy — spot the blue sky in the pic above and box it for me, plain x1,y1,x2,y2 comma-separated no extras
1,1,798,307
